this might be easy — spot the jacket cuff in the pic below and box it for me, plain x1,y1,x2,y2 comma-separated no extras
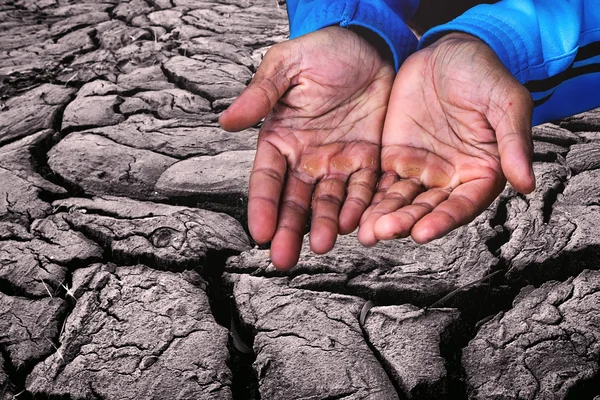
289,0,418,71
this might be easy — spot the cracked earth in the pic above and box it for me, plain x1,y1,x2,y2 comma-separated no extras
0,0,599,399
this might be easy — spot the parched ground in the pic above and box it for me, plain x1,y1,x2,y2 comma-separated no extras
1,0,599,399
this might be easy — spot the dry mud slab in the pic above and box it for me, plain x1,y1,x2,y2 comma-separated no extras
1,0,599,399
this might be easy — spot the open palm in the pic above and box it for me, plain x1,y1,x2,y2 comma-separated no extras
358,33,536,246
220,27,395,269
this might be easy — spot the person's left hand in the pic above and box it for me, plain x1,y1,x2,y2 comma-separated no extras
358,32,536,246
220,27,395,269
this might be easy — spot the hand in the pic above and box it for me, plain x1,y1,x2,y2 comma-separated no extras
358,33,535,246
219,27,395,269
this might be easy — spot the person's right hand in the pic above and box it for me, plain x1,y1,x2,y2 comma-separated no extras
219,26,395,270
357,33,535,246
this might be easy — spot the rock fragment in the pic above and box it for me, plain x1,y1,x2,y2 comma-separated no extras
0,84,75,145
533,141,568,162
48,10,110,37
500,163,569,277
463,269,600,400
155,149,253,196
111,0,153,22
532,123,582,146
227,274,398,399
181,37,254,68
115,65,177,92
27,264,233,400
560,168,600,207
76,80,120,97
0,293,65,371
162,55,250,100
0,130,67,224
95,20,150,51
559,107,600,131
147,9,184,29
62,94,125,131
0,214,102,297
53,196,250,269
155,150,254,219
126,88,211,120
501,161,600,283
363,305,460,399
566,142,600,174
73,114,257,158
47,132,178,199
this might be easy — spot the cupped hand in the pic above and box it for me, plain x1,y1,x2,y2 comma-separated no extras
219,26,395,269
358,32,535,246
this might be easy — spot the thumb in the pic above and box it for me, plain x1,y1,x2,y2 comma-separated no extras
489,80,536,194
219,44,298,132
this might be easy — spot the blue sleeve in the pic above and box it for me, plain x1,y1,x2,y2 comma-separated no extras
419,0,600,126
286,0,419,71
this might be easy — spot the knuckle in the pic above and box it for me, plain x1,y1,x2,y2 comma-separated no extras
281,198,308,216
312,214,338,225
385,192,409,203
253,166,284,185
277,223,304,236
249,194,278,208
411,201,434,213
349,180,374,192
344,196,369,209
313,193,343,207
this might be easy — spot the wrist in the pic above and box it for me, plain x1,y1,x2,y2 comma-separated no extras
432,31,482,46
348,26,394,64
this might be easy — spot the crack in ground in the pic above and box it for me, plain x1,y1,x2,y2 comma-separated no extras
0,298,70,400
484,193,512,259
0,343,29,400
157,192,249,230
27,127,88,200
565,368,600,400
358,320,409,400
542,179,567,224
23,207,253,397
216,274,260,400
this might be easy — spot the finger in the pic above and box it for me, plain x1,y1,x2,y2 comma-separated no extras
410,177,502,243
373,188,451,240
489,82,535,194
359,172,399,226
219,45,298,132
339,169,378,235
309,178,346,254
248,141,287,244
270,175,313,270
357,179,423,247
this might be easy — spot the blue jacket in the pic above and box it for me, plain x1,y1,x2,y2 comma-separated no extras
287,0,600,126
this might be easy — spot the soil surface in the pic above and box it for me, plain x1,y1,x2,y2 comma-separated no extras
1,0,599,399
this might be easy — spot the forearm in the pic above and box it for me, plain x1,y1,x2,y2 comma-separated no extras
286,0,420,70
419,0,600,125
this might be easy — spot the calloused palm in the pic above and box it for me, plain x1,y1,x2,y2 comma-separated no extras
220,27,395,269
358,33,536,246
